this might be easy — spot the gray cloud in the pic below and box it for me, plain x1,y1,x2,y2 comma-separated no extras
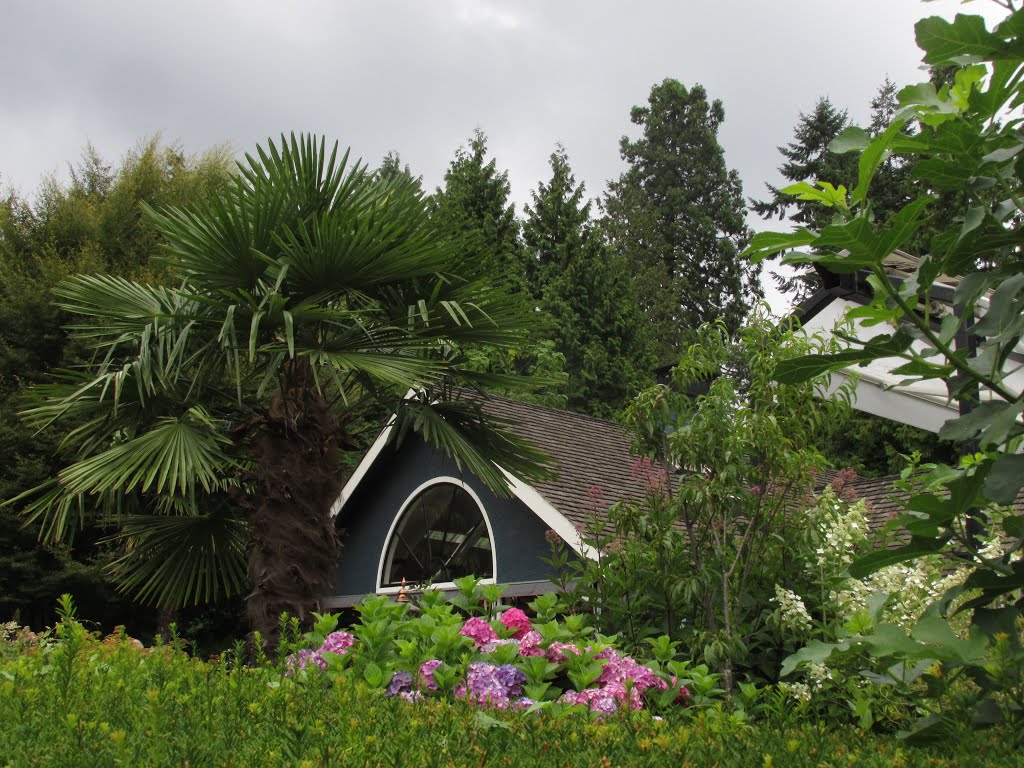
1,0,998,221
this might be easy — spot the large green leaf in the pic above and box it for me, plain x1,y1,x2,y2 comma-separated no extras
983,454,1024,504
780,639,850,678
740,229,817,264
916,14,1006,64
849,537,948,579
773,331,914,384
58,408,232,498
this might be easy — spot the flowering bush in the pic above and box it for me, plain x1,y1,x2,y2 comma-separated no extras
772,479,1020,731
285,630,356,675
284,583,695,718
8,599,1019,767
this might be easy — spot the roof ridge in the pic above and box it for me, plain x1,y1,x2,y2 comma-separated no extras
458,389,630,433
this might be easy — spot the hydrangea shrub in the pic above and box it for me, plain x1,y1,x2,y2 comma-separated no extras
285,587,693,718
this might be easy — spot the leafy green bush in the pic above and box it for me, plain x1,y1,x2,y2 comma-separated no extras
1,597,1018,767
745,4,1024,743
551,311,847,689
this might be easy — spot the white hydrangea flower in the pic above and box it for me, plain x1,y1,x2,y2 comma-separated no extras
772,584,813,634
780,681,812,702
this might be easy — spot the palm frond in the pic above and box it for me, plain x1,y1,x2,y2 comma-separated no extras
58,407,232,498
391,398,555,497
104,503,249,608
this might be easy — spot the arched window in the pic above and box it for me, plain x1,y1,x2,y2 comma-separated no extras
379,480,495,588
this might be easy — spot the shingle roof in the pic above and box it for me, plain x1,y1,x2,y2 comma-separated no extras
471,394,648,532
473,394,1024,538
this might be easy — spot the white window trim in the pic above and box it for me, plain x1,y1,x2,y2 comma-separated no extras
376,476,498,592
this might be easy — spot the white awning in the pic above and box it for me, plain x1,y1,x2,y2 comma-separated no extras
802,296,1024,434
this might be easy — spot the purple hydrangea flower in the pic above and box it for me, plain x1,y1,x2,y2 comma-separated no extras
495,664,526,697
465,662,511,708
385,670,413,697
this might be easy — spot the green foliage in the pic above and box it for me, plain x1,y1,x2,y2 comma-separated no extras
1,607,1020,766
431,129,527,283
746,5,1024,740
812,409,959,477
569,311,846,687
10,134,553,639
523,146,654,417
753,84,919,303
0,139,232,629
603,79,761,361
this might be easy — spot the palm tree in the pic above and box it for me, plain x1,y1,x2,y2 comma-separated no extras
14,135,551,644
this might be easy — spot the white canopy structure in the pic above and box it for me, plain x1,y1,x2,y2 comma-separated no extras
795,256,1024,435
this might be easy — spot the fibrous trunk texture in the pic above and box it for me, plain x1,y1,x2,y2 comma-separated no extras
234,364,345,651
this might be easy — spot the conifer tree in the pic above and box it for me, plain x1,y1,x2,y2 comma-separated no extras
431,130,525,282
753,82,920,303
603,79,759,361
523,146,653,416
750,98,858,302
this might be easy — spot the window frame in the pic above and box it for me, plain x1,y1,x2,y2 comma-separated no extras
376,477,497,593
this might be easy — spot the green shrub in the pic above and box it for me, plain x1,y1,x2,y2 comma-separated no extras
1,597,1020,767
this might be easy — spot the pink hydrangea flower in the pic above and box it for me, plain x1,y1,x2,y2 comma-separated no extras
517,630,545,657
596,651,668,695
419,659,442,691
500,608,533,639
545,641,580,664
320,631,356,656
460,617,498,646
560,681,643,714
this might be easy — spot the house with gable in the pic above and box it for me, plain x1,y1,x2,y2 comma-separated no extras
324,254,1024,608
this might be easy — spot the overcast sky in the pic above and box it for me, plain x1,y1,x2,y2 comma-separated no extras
1,0,1002,309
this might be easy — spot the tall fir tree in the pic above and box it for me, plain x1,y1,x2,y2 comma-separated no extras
431,131,568,404
523,146,654,416
603,79,759,362
750,97,858,303
431,130,525,282
753,81,920,304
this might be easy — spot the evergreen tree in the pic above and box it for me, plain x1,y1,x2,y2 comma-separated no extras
523,146,654,416
750,98,858,302
375,150,423,192
431,130,525,282
753,81,920,304
431,131,569,401
603,79,759,362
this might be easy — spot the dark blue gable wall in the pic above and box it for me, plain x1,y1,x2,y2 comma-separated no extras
332,438,558,598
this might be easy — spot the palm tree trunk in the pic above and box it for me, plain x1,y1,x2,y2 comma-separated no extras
237,361,343,651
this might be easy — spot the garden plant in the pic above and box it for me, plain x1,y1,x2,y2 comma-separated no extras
746,1,1024,744
2,592,1021,767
